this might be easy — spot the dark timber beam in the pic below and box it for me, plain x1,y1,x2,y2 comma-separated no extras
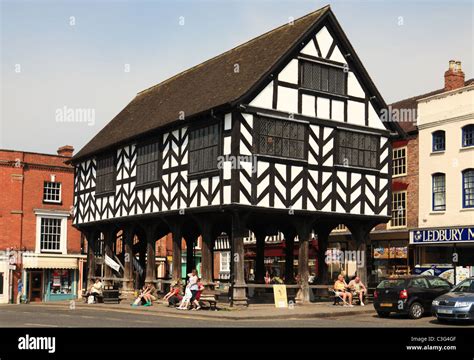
315,225,333,285
254,230,266,284
103,227,116,286
170,224,183,285
122,226,134,293
295,218,314,304
145,224,156,285
347,221,375,287
85,229,97,289
231,211,248,306
283,229,296,284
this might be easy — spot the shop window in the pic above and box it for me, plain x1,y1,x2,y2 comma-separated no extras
254,117,307,160
337,130,378,169
189,123,220,174
389,191,406,228
49,270,72,295
300,60,346,95
40,217,62,252
96,154,115,195
136,140,160,186
432,130,445,152
392,147,407,176
462,169,474,208
432,173,446,211
462,124,474,147
43,181,61,203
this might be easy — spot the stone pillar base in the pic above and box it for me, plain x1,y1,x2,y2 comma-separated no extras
232,285,248,307
121,288,136,300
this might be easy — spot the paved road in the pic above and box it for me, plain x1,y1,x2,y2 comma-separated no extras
0,304,473,327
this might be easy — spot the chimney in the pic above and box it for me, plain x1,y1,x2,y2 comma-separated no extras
444,60,465,91
57,145,74,158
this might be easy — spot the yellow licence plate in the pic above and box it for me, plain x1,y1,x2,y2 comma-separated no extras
380,303,392,307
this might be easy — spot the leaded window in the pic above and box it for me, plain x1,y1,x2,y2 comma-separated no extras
337,130,378,169
136,141,160,185
189,123,220,174
432,173,446,211
254,117,307,160
300,61,345,95
96,154,115,194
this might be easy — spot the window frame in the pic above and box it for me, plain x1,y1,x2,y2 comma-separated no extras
95,153,116,196
220,251,231,273
335,129,380,170
135,139,161,188
432,130,446,152
43,181,62,204
392,146,407,177
432,173,446,211
34,210,68,255
188,121,221,177
462,169,474,208
388,190,407,229
299,60,346,96
253,116,308,161
461,124,474,148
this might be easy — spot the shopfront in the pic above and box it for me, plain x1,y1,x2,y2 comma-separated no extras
22,253,86,302
0,254,9,304
410,226,474,284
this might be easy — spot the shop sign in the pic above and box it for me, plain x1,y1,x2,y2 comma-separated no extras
273,284,288,308
410,227,474,244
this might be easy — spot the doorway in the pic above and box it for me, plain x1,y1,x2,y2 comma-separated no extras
29,271,43,302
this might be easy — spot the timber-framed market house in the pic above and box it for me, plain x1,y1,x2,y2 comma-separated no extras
71,5,403,305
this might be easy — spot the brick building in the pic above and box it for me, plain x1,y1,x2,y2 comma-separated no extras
329,61,473,287
0,146,85,303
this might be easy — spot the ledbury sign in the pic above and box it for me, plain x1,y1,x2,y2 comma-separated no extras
410,227,474,244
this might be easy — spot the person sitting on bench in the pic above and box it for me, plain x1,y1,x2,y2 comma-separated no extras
164,284,182,307
348,276,367,306
334,274,353,307
85,278,103,304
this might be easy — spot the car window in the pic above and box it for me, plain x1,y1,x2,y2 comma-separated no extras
376,279,405,289
428,277,451,288
452,279,474,293
409,278,429,289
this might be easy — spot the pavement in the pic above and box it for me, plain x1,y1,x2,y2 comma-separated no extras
26,298,376,321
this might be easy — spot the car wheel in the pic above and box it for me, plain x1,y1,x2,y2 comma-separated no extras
409,302,424,319
377,311,390,318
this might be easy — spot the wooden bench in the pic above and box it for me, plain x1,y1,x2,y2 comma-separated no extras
199,291,218,311
102,286,121,304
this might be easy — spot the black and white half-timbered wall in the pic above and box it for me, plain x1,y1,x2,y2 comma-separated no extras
72,5,403,304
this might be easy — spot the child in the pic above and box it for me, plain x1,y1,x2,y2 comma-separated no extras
177,284,192,310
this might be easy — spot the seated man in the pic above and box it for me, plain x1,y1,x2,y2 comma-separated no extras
334,274,353,307
89,278,103,303
348,276,367,306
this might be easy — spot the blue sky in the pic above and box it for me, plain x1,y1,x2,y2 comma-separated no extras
1,0,472,154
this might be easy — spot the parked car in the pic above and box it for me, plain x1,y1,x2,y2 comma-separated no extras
373,275,452,319
432,277,474,323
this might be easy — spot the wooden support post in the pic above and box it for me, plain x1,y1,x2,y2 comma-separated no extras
296,221,312,304
185,237,195,276
231,212,247,306
85,230,97,289
283,230,296,284
200,221,214,289
254,231,266,284
315,227,332,285
349,223,372,287
171,226,182,285
122,226,134,292
103,228,115,286
145,226,156,285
